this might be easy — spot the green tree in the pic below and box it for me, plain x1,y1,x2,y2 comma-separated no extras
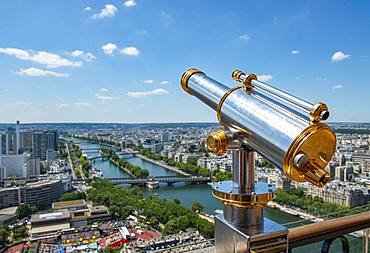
16,204,35,219
60,192,86,201
0,226,9,249
13,225,27,241
192,202,204,212
173,198,181,205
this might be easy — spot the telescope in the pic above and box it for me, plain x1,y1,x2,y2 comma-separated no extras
180,68,336,253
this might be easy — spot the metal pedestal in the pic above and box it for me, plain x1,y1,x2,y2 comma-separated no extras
215,214,288,253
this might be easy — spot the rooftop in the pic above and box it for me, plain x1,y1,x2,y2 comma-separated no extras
0,206,17,215
52,199,87,210
31,210,70,223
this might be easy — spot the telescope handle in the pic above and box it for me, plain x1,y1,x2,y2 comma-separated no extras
232,70,329,123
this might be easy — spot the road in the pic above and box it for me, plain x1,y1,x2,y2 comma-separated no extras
65,142,76,180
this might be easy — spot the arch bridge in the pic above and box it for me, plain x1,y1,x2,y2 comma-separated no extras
72,175,212,186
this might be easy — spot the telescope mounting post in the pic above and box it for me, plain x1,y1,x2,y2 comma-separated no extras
209,132,288,252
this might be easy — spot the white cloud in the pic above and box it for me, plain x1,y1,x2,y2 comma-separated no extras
136,30,147,35
101,43,117,55
30,51,82,68
0,47,82,68
331,51,350,62
73,102,92,107
257,74,273,82
55,102,91,108
55,103,70,108
291,50,300,54
7,101,32,106
144,79,154,84
84,6,91,11
91,4,117,19
100,88,109,92
160,10,171,19
16,67,69,77
160,81,169,84
124,0,136,7
332,84,343,90
121,46,140,56
239,33,250,42
315,77,327,81
70,50,96,62
95,93,119,100
127,88,169,98
0,48,30,60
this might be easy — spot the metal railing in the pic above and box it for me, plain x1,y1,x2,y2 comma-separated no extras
288,211,370,253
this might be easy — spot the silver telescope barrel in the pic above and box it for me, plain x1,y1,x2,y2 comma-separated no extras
181,68,336,187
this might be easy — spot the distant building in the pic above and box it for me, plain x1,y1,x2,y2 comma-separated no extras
276,176,291,190
29,210,71,240
32,131,58,160
335,166,354,182
151,143,164,153
307,180,369,207
0,166,5,183
0,187,21,209
52,199,111,227
0,154,29,178
0,179,64,209
160,133,170,142
27,158,40,178
21,179,64,208
46,149,56,161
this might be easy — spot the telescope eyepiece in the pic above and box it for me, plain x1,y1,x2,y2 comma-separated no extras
310,102,329,123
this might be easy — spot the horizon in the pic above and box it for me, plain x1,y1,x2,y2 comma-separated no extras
0,121,369,125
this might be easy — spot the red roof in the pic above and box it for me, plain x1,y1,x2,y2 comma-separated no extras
5,243,24,253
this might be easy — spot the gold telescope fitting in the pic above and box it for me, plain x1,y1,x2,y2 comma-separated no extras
180,68,204,95
283,123,336,187
216,85,244,129
212,189,274,208
232,70,257,90
207,129,228,156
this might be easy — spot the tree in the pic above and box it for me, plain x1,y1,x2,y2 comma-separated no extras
187,156,197,166
0,226,9,249
192,202,204,212
16,204,34,219
173,198,181,205
60,192,86,201
13,225,27,241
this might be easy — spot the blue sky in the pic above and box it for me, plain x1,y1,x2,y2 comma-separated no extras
0,0,369,123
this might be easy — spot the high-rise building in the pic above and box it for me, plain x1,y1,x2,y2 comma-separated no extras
27,158,40,178
0,154,29,178
32,131,58,160
20,131,33,154
0,133,5,155
16,121,20,154
0,166,5,183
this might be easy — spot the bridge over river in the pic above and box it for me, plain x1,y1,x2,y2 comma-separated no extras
72,175,212,188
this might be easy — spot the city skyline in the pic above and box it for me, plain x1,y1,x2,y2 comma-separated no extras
0,1,370,123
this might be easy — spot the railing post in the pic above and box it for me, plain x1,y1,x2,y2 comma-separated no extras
321,236,349,253
364,228,369,253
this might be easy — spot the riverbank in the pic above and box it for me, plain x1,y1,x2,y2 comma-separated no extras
267,201,323,223
125,148,191,176
198,212,215,223
100,150,136,178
